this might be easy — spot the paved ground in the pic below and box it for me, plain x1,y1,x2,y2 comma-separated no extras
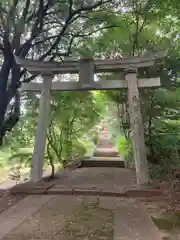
0,195,162,240
49,167,137,192
0,167,163,239
0,125,162,239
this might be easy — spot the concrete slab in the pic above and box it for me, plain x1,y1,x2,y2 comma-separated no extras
0,125,162,239
8,168,162,198
114,201,161,240
10,181,54,191
52,168,136,191
47,188,127,197
125,188,163,198
1,196,113,240
0,195,53,239
0,195,161,240
0,194,25,214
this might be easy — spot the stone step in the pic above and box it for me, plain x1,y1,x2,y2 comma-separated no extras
100,131,109,134
99,135,111,138
90,157,121,161
99,134,109,138
97,143,113,148
98,137,111,142
94,150,119,157
98,138,112,142
100,132,109,135
99,136,109,140
81,160,125,168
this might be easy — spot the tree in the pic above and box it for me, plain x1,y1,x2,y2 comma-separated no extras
46,91,103,176
0,0,113,145
80,0,180,169
2,0,180,181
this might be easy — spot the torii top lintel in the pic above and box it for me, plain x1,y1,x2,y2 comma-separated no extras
15,50,167,75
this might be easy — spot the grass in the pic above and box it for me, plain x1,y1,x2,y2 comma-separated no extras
152,213,180,230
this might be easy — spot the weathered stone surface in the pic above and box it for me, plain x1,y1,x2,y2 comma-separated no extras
93,125,120,159
100,189,126,197
1,196,114,240
8,168,163,198
0,194,25,215
94,149,119,157
114,200,162,240
126,188,163,198
0,195,161,240
10,181,55,195
47,188,73,195
57,199,113,240
10,181,54,191
0,195,53,239
52,168,136,191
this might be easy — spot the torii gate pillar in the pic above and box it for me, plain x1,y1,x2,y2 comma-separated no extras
31,75,52,182
125,67,149,185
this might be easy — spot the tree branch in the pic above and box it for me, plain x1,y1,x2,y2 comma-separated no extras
39,1,110,60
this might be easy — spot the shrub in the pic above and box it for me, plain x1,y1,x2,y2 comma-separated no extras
116,135,133,166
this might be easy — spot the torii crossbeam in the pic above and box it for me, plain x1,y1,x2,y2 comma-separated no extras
16,51,167,185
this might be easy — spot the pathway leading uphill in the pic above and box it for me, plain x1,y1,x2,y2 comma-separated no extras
81,124,125,168
0,125,162,239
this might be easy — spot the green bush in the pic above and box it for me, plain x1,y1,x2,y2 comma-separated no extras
147,119,180,180
8,148,33,166
0,150,11,167
147,119,180,165
116,135,133,166
72,140,87,157
72,139,95,159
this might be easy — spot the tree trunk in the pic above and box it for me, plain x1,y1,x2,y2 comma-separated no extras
0,53,21,145
0,56,13,125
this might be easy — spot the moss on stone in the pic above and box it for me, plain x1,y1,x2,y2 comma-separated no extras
152,213,180,230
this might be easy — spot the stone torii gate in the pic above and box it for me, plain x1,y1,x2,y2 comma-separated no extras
15,52,166,185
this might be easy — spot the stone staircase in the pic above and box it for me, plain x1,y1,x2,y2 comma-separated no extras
82,124,125,168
